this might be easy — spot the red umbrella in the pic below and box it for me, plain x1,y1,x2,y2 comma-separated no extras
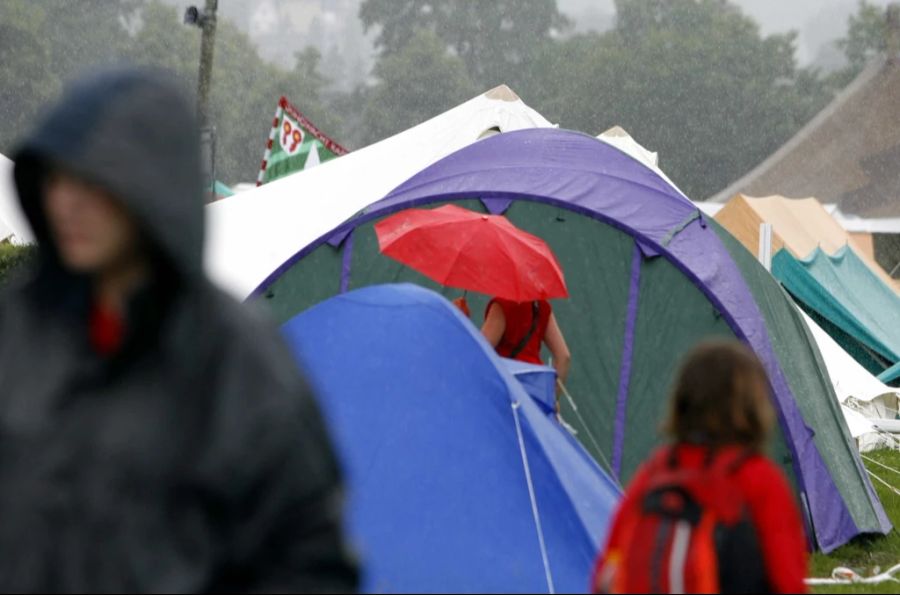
374,204,568,301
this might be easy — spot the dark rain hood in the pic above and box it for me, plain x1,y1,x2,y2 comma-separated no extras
0,68,358,593
13,67,204,281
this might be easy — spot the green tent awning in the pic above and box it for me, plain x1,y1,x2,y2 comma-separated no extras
773,246,900,382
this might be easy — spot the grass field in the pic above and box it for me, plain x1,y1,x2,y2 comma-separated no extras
811,449,900,593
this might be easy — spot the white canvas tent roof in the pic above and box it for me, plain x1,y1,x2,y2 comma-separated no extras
597,126,659,170
205,85,554,298
831,207,900,235
0,154,34,244
801,308,898,405
802,308,899,450
595,129,708,237
841,405,877,441
596,126,690,203
692,202,723,218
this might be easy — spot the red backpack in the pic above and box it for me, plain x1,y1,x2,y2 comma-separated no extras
593,446,769,594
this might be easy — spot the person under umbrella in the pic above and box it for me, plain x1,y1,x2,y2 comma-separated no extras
481,296,571,411
375,204,572,410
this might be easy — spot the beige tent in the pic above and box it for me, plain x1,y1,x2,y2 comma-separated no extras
849,231,876,260
714,193,900,293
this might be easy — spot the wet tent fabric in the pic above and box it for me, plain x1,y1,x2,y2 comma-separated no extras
711,223,890,530
281,283,621,594
503,359,558,415
773,246,900,382
800,308,900,451
256,128,889,552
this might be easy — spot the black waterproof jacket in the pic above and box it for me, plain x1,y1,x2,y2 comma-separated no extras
0,68,358,593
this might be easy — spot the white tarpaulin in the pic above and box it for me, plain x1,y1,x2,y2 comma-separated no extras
801,309,899,450
0,153,34,244
841,405,877,440
205,85,554,299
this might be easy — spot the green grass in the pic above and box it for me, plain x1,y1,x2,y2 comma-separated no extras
812,449,900,593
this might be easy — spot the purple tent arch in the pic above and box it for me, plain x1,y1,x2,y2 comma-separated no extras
254,128,888,551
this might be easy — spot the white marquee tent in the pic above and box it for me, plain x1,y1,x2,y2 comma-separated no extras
204,85,555,299
0,153,34,244
802,309,900,451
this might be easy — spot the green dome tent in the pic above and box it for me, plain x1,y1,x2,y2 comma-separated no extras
252,129,890,552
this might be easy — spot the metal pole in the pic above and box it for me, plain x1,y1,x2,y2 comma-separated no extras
889,259,900,278
759,222,773,271
196,0,217,200
887,3,899,65
196,0,218,128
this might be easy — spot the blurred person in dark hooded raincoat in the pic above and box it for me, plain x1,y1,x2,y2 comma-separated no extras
0,67,358,593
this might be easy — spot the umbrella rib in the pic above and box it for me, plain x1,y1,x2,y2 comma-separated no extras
502,229,567,299
491,223,537,300
387,218,471,286
381,207,567,300
440,218,500,292
447,217,552,300
439,228,483,289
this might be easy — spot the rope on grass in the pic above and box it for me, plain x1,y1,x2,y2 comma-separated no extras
862,453,900,478
805,562,900,585
866,468,900,497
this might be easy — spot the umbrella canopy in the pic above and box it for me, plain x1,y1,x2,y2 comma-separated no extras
375,204,568,302
281,283,619,593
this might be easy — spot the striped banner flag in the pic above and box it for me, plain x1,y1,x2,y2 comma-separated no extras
257,96,348,186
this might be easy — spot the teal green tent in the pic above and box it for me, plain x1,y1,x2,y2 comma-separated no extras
773,246,900,383
253,129,889,551
212,180,233,198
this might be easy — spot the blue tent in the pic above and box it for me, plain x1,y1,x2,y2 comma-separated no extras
502,359,558,415
281,283,621,593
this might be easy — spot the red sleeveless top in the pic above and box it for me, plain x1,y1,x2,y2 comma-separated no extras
485,298,551,364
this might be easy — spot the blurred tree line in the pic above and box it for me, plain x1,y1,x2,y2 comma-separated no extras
0,0,889,199
0,0,335,189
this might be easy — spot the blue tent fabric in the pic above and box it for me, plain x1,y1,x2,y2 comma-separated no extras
502,359,558,414
773,246,900,381
281,283,620,594
501,359,620,486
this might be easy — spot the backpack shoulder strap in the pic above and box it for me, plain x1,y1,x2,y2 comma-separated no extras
713,447,756,475
509,301,540,359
